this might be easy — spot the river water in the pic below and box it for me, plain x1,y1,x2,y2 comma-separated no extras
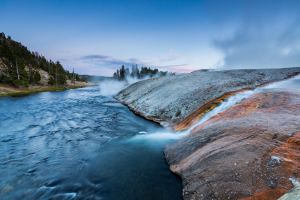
0,86,182,200
1,75,299,200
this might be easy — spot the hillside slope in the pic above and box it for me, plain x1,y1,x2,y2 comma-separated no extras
0,32,85,88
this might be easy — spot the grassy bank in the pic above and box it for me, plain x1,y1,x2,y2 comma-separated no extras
0,83,89,97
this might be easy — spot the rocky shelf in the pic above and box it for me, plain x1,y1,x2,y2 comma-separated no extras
115,67,300,130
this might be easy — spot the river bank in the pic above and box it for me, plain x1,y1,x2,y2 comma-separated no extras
0,81,90,97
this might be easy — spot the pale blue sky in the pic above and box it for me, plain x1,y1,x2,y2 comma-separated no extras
1,0,300,75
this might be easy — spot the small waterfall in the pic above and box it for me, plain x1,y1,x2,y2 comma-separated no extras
131,90,256,141
185,90,255,133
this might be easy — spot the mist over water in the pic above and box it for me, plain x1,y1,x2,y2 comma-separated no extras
97,76,153,96
98,79,127,96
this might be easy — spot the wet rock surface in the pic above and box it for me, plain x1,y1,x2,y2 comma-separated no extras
115,68,300,129
165,91,300,200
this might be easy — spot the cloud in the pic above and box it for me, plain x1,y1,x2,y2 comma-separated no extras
81,55,109,60
213,16,300,69
80,54,146,66
159,64,188,68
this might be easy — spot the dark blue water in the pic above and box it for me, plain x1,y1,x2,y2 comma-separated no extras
0,86,182,200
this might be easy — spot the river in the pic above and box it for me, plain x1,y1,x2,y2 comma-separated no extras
1,75,299,200
0,86,182,200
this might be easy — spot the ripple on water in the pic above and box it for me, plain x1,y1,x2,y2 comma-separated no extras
0,86,182,200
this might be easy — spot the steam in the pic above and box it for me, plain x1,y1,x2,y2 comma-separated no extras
98,80,127,96
98,75,151,96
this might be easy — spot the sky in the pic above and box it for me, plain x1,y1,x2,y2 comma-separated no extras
1,0,300,76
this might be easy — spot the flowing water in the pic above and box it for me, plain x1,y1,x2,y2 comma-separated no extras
0,86,182,200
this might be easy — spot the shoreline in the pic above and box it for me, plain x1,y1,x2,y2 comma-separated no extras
0,82,90,97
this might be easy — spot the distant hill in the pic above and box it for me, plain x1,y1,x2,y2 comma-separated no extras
0,32,85,87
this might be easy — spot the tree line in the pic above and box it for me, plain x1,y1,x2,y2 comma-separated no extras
0,32,83,87
113,64,173,80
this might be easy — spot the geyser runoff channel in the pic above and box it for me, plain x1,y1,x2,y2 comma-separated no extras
135,75,300,141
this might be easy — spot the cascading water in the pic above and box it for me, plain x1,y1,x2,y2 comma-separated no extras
130,90,256,142
185,90,255,132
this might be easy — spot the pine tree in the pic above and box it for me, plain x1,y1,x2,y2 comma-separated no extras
119,65,125,80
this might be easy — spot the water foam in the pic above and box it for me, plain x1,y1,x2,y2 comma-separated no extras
132,130,184,141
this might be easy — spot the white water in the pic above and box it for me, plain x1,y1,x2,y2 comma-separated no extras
186,90,255,133
132,130,185,141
